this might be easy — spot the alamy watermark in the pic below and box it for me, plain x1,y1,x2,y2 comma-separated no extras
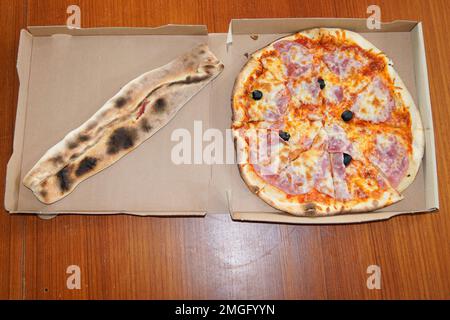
67,5,81,29
66,265,81,290
171,121,282,171
366,5,381,30
366,265,381,290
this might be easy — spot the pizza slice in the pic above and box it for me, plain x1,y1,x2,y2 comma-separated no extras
23,44,224,204
233,121,291,177
255,148,336,215
232,69,291,123
322,120,404,213
329,152,403,213
323,117,420,193
343,125,421,192
233,119,323,167
235,122,337,215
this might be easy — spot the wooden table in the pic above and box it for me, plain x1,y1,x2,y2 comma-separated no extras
1,0,449,299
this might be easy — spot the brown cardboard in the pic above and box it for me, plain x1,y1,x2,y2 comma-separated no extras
6,25,212,216
5,19,439,224
27,25,208,36
227,18,418,34
220,19,439,223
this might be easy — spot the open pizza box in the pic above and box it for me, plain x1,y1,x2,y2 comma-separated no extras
4,18,439,224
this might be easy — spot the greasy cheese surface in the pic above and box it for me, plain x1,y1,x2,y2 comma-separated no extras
232,29,414,211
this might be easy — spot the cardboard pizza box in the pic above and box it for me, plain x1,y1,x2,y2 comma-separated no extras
4,18,439,224
215,19,439,224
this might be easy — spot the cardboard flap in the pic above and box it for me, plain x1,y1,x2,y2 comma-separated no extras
8,29,212,214
4,30,33,212
228,18,418,37
27,24,208,36
13,210,207,216
34,212,206,219
411,23,439,210
227,190,436,225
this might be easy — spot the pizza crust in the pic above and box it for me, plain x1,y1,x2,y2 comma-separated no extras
320,28,387,58
24,44,224,204
231,58,261,123
237,164,268,195
241,163,403,216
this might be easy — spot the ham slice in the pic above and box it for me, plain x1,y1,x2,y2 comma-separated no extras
259,150,334,197
325,123,353,155
323,47,367,78
273,40,314,78
330,153,351,201
368,134,409,188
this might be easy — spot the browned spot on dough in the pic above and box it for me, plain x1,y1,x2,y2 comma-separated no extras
107,127,138,155
250,35,259,40
199,49,206,54
304,203,316,216
68,141,78,149
248,185,260,194
75,157,97,176
70,153,80,160
153,98,167,113
78,134,90,142
140,118,153,133
41,181,47,187
40,190,47,198
115,96,128,108
170,74,211,86
56,166,71,192
50,155,63,164
244,53,249,59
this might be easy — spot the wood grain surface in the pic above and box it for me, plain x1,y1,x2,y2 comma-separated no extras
1,0,449,299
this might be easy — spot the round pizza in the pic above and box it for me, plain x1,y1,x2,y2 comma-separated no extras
231,28,424,216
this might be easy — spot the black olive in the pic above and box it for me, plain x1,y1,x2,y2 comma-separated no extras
343,153,352,166
279,130,290,141
251,90,263,100
341,110,354,122
318,78,326,90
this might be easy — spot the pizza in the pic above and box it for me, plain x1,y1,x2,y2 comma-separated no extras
232,28,424,216
23,44,224,204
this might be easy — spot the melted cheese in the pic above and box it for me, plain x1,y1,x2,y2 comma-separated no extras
289,79,320,105
351,76,394,123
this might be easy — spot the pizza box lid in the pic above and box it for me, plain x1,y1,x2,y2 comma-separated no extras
5,24,212,217
4,19,439,224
